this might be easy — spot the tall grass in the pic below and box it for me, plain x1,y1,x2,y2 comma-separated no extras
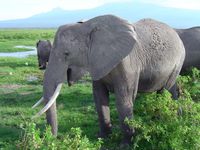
0,29,56,40
0,29,56,52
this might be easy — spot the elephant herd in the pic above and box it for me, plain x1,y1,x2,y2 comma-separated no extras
33,15,200,145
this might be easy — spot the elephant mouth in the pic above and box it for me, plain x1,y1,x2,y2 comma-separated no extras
67,68,73,86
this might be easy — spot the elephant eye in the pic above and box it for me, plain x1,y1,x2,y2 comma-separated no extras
64,51,69,56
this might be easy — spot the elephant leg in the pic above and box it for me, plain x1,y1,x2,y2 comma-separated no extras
114,76,139,144
159,83,182,115
169,82,179,100
169,82,183,115
164,65,181,100
46,102,58,136
92,81,112,138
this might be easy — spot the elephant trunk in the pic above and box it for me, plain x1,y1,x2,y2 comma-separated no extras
46,100,58,136
33,61,67,136
43,66,64,136
33,83,62,136
43,73,62,136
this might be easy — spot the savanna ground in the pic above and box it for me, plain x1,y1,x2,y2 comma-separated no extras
0,29,200,150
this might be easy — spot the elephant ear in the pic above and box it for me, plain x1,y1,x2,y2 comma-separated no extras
88,15,137,80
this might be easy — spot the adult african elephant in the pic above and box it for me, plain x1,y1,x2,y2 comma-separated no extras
32,15,185,144
176,27,200,72
36,40,52,70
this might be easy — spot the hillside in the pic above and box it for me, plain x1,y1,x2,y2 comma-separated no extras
0,2,200,28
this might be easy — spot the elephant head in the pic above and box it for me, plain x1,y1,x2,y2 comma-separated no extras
32,15,137,135
36,40,52,70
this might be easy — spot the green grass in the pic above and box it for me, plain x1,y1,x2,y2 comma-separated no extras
0,53,111,149
0,29,56,52
0,56,118,149
0,56,99,149
0,29,200,150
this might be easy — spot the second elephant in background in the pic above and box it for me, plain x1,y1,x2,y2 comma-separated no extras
36,40,52,70
176,27,200,72
170,27,200,98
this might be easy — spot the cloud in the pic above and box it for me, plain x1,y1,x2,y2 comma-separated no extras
140,0,200,10
0,0,131,21
0,0,57,21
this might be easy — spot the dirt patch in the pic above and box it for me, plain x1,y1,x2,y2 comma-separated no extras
20,91,32,95
26,75,38,82
0,84,23,89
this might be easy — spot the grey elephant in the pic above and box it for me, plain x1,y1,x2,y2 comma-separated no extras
176,27,200,72
169,27,200,98
32,15,185,144
36,40,52,70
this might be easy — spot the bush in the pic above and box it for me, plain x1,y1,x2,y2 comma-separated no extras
126,90,200,150
177,68,200,102
17,122,102,150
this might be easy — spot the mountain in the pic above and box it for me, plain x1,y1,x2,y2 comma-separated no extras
0,2,200,28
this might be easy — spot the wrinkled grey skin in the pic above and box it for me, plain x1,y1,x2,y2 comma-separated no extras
36,40,52,70
40,15,185,144
169,27,200,98
176,27,200,72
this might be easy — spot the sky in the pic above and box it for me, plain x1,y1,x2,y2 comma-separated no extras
0,0,200,21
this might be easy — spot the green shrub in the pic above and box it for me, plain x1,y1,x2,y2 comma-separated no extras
177,67,200,102
17,122,102,150
126,89,200,150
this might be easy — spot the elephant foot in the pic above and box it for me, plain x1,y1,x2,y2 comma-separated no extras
119,135,132,150
122,134,132,144
120,126,134,147
119,143,130,150
97,126,112,138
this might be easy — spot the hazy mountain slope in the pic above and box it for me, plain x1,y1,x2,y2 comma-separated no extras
0,2,199,28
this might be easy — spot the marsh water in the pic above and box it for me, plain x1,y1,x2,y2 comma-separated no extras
0,46,36,58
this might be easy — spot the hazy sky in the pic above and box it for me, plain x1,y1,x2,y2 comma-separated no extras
0,0,200,21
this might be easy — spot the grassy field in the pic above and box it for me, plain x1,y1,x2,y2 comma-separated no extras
0,29,200,150
0,56,100,148
0,57,118,149
0,29,56,52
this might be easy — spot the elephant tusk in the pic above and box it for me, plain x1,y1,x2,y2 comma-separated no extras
32,97,44,108
32,83,62,119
